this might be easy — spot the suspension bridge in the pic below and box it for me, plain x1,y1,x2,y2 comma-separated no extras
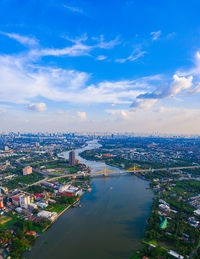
89,165,139,176
89,165,200,176
47,164,200,182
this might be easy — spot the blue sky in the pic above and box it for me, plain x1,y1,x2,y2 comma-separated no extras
0,0,200,134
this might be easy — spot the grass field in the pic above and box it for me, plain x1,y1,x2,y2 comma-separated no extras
0,216,12,226
47,205,66,213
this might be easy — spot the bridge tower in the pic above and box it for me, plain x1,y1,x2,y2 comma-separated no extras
103,166,107,177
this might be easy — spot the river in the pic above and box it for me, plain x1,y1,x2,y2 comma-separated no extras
28,140,153,259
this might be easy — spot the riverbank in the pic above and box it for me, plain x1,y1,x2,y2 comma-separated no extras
42,205,71,232
42,191,85,232
130,170,200,258
23,191,86,258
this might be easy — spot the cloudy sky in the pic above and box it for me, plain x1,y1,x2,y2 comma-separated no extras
1,0,200,134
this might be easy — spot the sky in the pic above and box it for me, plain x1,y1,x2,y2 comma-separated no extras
1,0,200,134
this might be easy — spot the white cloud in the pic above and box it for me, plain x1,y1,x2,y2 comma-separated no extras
0,54,90,103
29,35,119,59
95,35,120,49
77,111,86,120
169,74,193,95
141,74,193,99
0,31,38,47
186,83,200,94
63,34,88,44
131,98,158,110
116,48,146,63
131,74,193,109
178,51,200,77
64,5,83,14
96,55,107,61
150,30,162,41
106,109,130,120
0,54,157,105
31,42,92,57
27,103,47,112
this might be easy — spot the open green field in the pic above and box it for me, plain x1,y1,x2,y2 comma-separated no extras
47,204,66,214
0,216,12,226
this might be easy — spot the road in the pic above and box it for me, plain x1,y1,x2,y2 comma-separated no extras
22,177,49,190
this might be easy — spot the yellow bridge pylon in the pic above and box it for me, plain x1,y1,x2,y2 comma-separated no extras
92,164,139,175
127,164,140,172
93,166,116,176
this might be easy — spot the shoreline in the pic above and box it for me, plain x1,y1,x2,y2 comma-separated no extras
42,204,71,232
25,192,85,258
42,192,85,232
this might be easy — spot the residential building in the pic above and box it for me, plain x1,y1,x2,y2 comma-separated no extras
20,195,30,209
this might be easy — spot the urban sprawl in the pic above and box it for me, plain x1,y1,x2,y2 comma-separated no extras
1,133,200,258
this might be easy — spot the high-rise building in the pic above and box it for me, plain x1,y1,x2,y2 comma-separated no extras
20,195,30,209
69,150,75,166
23,166,32,175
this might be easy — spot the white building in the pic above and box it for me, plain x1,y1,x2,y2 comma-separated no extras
194,209,200,216
159,203,170,212
15,207,23,213
168,250,184,259
20,195,30,209
58,184,70,193
37,210,57,221
36,202,48,209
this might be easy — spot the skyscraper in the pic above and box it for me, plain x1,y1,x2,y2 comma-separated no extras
69,150,75,166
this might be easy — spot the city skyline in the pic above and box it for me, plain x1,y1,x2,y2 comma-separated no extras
0,0,200,134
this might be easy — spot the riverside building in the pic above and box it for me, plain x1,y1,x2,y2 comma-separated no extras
69,150,75,166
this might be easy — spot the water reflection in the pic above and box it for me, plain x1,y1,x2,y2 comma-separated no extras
28,140,153,259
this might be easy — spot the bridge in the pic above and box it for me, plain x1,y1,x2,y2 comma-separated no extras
88,165,200,177
17,160,200,182
46,165,200,182
89,166,138,176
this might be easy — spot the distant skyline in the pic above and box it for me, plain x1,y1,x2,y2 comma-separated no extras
0,0,200,134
